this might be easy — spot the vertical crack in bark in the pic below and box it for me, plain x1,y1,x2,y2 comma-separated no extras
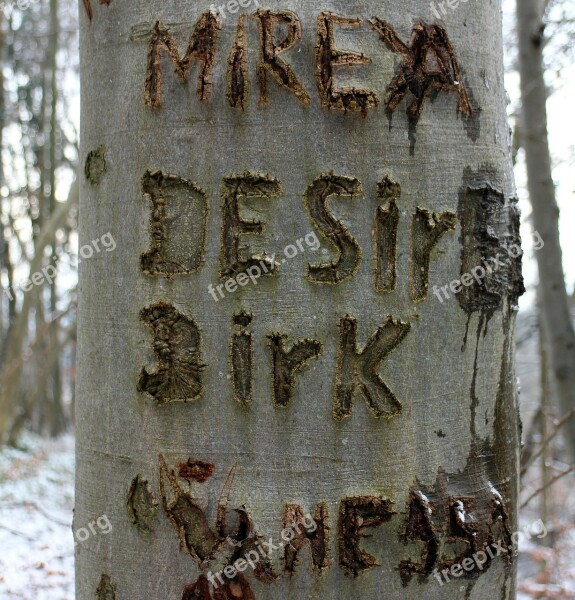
455,170,522,595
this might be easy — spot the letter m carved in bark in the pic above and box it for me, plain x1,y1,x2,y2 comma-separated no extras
334,315,410,420
145,14,221,108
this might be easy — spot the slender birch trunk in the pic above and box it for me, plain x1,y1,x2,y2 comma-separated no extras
77,1,522,598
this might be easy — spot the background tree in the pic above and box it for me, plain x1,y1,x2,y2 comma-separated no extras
516,0,575,463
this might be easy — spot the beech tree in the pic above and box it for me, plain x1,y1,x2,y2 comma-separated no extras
76,1,524,598
517,0,575,461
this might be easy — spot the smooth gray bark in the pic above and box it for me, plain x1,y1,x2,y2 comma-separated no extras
77,1,521,598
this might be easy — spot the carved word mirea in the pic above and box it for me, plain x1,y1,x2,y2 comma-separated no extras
141,11,474,129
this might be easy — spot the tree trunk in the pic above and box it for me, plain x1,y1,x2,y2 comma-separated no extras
517,0,575,461
76,1,522,598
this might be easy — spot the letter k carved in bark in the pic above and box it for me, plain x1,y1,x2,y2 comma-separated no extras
334,315,410,420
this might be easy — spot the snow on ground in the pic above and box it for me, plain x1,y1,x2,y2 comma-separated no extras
0,432,74,599
0,429,573,598
517,512,575,599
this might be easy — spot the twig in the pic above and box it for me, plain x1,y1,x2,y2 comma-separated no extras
0,523,35,541
520,464,575,508
0,501,70,527
521,408,575,477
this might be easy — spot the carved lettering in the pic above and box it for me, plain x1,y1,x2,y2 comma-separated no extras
334,315,410,419
227,14,249,110
254,10,311,106
398,491,439,585
339,496,394,577
370,19,475,154
410,207,456,302
140,171,208,277
145,14,220,108
221,173,282,278
315,13,378,115
269,334,322,408
305,175,362,284
283,503,330,573
231,312,254,407
138,302,205,403
374,177,400,293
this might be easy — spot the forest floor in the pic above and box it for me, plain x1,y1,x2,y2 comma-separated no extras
0,430,573,598
0,433,74,600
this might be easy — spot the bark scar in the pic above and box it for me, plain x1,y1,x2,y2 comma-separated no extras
127,474,158,533
96,574,116,600
83,0,113,22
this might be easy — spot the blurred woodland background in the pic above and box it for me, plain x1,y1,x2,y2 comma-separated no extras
0,0,573,597
0,0,78,445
